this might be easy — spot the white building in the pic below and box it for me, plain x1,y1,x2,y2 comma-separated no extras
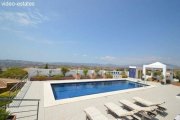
143,62,173,84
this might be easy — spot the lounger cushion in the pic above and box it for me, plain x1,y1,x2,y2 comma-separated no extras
119,99,157,112
133,97,154,106
133,97,166,111
104,102,135,117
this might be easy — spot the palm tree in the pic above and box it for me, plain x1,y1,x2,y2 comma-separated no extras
83,69,88,76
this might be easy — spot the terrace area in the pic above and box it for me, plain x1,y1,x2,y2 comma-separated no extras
6,79,180,120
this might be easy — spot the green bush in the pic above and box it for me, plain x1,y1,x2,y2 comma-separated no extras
34,75,47,79
83,69,88,76
146,70,151,76
52,74,64,79
0,67,27,79
153,70,162,77
175,71,180,82
0,109,10,120
31,74,75,81
121,71,127,78
122,74,128,78
105,73,113,78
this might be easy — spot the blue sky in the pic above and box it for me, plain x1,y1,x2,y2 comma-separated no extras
0,0,180,65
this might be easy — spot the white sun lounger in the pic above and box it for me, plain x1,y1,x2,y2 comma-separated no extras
133,97,166,111
104,102,140,120
174,114,180,120
119,99,157,112
84,107,108,120
119,99,157,119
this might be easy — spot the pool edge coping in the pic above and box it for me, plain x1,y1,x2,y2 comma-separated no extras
43,78,155,107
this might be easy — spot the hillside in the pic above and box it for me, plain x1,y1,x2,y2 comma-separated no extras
0,59,179,69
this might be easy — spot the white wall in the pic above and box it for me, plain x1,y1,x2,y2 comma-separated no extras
28,68,62,78
28,68,97,78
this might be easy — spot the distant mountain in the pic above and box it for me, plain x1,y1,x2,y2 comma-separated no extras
0,60,45,68
0,59,179,69
0,59,122,68
164,63,180,69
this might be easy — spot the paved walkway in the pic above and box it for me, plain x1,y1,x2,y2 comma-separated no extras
9,80,180,120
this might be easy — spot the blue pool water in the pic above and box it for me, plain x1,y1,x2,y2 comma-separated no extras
51,80,147,100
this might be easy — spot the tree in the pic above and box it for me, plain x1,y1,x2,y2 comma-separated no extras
83,69,88,76
61,67,69,77
44,64,49,69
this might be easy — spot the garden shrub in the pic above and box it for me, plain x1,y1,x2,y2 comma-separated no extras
83,69,88,76
121,71,127,78
105,73,113,78
0,67,27,79
175,71,180,82
0,109,10,120
31,75,48,81
52,74,64,79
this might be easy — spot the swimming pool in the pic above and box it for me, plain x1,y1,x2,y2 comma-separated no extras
51,80,147,100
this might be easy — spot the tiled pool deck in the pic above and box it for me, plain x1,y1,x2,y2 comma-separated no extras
9,79,180,120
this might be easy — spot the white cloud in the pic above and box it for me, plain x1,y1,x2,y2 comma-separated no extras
100,56,116,61
0,10,48,26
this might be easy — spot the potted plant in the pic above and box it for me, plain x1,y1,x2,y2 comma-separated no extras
160,80,165,85
160,75,165,85
0,108,9,120
0,108,16,120
176,71,180,83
